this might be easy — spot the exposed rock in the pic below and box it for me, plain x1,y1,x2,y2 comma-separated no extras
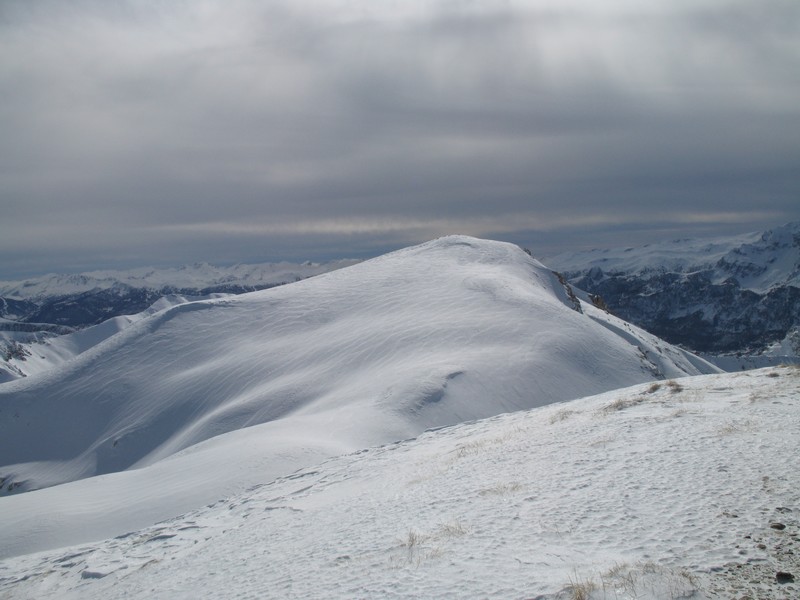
548,222,800,356
776,571,794,584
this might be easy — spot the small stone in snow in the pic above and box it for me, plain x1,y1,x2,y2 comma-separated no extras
770,522,786,530
81,570,107,579
775,571,794,583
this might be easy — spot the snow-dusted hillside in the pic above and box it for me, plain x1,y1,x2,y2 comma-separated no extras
0,258,358,331
1,367,796,599
0,259,358,382
546,222,800,358
0,236,717,557
0,295,230,383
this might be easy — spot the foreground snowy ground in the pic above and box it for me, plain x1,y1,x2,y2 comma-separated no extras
2,367,797,599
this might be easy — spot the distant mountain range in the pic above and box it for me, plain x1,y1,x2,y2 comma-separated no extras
2,223,798,383
0,260,358,381
545,222,800,361
0,259,359,328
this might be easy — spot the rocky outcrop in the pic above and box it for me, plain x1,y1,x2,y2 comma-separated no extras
549,222,800,356
568,269,800,353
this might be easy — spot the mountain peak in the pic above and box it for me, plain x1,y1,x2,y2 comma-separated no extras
0,236,717,555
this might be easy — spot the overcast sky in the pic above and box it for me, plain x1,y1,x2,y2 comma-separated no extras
1,0,799,278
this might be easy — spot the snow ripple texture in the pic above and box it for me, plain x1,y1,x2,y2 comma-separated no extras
0,236,717,558
0,367,797,599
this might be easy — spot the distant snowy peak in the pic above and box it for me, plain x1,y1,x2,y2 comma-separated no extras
545,222,800,356
0,259,360,299
547,221,800,293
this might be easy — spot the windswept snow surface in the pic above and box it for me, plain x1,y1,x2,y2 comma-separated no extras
1,367,797,599
0,236,718,557
0,294,231,381
0,259,359,381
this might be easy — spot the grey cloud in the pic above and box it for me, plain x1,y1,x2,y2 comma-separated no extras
1,0,799,278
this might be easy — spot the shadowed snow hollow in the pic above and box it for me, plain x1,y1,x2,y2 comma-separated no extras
0,236,718,556
3,368,796,599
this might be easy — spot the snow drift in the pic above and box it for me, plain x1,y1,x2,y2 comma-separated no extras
2,367,797,599
0,294,231,382
0,259,358,382
0,236,718,556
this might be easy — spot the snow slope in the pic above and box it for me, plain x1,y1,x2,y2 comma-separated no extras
0,236,718,557
0,294,231,382
0,294,236,383
0,259,359,381
1,367,797,599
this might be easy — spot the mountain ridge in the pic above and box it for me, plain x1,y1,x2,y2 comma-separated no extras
545,221,800,357
0,259,359,334
0,259,358,382
0,235,718,557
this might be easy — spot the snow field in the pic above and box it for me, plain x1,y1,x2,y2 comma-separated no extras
1,367,797,599
0,294,233,381
0,237,719,558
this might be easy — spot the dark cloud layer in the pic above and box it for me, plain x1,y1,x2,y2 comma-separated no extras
1,0,799,278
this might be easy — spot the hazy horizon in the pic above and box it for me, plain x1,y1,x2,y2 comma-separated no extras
1,218,795,282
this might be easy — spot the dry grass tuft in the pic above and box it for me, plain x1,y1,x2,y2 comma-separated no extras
392,521,469,567
478,482,523,497
437,520,468,537
550,408,576,424
666,379,684,393
716,419,755,436
600,396,645,413
565,574,596,600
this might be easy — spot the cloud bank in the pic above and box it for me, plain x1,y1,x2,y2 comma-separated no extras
1,0,798,276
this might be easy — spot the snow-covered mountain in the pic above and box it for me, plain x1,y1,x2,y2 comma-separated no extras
546,222,800,360
0,259,358,382
0,295,230,383
1,366,796,599
0,260,363,301
0,258,358,327
0,236,718,559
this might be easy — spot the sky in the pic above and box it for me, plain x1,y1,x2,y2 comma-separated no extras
1,0,799,279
